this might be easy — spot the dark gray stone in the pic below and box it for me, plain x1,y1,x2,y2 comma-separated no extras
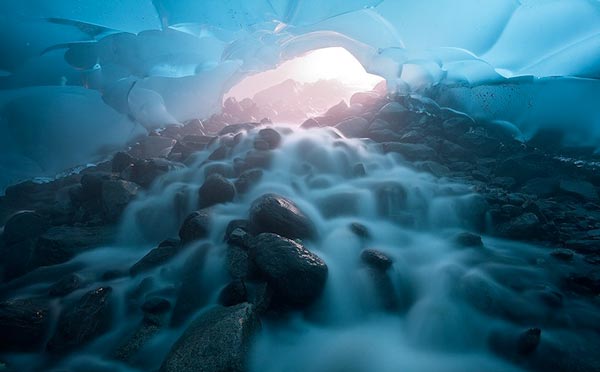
2,211,49,245
160,303,260,372
47,287,113,353
179,210,211,244
198,174,235,209
361,249,393,271
0,298,51,352
49,273,83,297
249,193,316,240
249,233,327,308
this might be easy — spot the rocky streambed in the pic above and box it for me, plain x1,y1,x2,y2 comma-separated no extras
1,92,600,372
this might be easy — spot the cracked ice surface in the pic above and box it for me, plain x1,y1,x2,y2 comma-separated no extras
1,0,600,189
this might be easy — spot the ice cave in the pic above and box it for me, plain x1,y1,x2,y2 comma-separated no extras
0,1,600,371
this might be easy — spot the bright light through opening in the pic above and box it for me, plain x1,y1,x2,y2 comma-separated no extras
226,47,384,101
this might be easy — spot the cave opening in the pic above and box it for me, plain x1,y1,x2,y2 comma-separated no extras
223,47,385,124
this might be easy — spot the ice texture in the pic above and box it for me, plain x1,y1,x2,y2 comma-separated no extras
1,0,600,189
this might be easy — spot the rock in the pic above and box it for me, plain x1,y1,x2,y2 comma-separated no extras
453,232,484,247
517,328,541,355
234,169,263,194
139,136,176,158
550,248,574,261
375,102,409,124
442,117,472,139
114,320,162,363
249,233,328,307
130,241,182,276
349,222,371,239
350,91,381,108
361,267,398,311
360,249,393,271
382,142,437,161
227,228,250,248
563,272,600,296
0,298,51,352
558,179,599,201
141,297,171,314
198,174,235,209
352,163,366,177
125,158,183,188
49,273,83,297
2,211,50,245
249,193,316,240
497,213,541,240
334,117,369,138
80,173,107,200
179,210,211,244
416,161,450,177
300,118,320,129
208,145,228,161
218,280,248,307
0,239,37,281
47,287,113,353
101,179,139,221
521,177,559,198
33,226,116,268
160,303,260,372
255,128,282,149
112,152,135,173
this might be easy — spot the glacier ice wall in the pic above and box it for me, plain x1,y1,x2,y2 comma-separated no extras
1,0,600,189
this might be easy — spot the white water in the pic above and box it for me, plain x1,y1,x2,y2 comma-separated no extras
4,127,597,372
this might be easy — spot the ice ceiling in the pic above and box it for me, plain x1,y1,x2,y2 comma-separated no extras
1,0,600,190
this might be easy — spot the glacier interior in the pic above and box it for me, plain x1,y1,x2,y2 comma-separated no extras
0,1,600,372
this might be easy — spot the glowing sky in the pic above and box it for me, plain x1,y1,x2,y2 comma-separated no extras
226,47,384,100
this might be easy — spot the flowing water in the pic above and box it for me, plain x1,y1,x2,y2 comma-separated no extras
4,126,599,371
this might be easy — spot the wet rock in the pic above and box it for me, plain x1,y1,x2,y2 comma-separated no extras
33,226,116,268
48,287,113,353
218,122,257,136
130,240,182,276
138,136,176,158
218,280,248,307
101,179,139,221
234,169,263,194
558,179,599,201
256,128,282,149
517,328,542,355
453,232,484,247
198,174,235,209
382,142,437,161
249,233,328,308
442,117,472,139
334,117,369,138
375,102,409,124
416,161,450,177
179,210,211,244
2,211,50,245
141,297,171,314
249,193,316,240
160,303,260,372
361,249,393,271
112,152,136,173
349,222,371,239
227,244,252,280
300,118,320,129
550,248,574,261
497,213,541,240
563,272,600,296
0,298,51,352
0,238,37,281
49,273,83,297
521,177,559,198
124,158,183,188
208,145,228,161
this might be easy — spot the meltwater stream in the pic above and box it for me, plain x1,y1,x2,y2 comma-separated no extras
5,126,599,372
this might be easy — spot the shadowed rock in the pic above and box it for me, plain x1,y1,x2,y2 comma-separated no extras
249,193,316,240
0,298,51,352
160,303,260,372
249,233,327,308
198,174,235,208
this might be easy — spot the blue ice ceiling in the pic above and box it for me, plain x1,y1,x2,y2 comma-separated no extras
1,0,600,189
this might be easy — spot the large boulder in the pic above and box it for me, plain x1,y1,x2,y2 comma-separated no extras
249,194,316,240
47,287,113,353
179,210,211,244
497,213,541,240
334,117,369,138
32,226,116,268
249,233,328,307
130,239,182,276
255,128,282,150
198,174,235,208
558,179,599,201
101,179,139,221
0,298,51,352
160,303,260,372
